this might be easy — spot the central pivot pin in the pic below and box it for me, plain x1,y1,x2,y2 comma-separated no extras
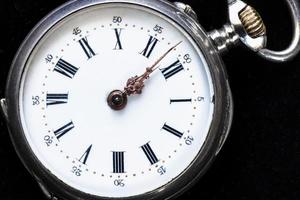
107,90,128,111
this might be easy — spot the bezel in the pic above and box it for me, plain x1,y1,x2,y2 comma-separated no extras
4,0,233,199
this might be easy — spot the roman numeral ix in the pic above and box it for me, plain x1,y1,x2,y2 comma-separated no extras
141,143,159,165
140,36,159,58
54,59,79,79
113,151,125,173
79,37,96,59
46,93,68,106
53,121,74,140
161,59,184,80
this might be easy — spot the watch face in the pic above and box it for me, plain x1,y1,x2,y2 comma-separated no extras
18,2,215,198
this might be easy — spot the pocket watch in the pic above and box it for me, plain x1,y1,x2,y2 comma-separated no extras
1,0,299,199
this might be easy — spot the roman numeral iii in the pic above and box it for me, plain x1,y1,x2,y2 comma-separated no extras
141,143,159,165
46,93,68,106
113,151,125,173
161,60,184,80
54,59,78,79
79,37,96,59
140,36,159,58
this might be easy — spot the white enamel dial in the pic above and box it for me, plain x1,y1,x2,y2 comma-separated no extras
20,3,215,198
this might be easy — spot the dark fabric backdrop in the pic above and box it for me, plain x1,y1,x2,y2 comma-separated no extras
0,0,299,199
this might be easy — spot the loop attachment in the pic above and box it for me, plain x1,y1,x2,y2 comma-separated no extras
209,0,300,62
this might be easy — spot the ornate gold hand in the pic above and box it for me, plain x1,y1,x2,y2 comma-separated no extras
124,41,182,96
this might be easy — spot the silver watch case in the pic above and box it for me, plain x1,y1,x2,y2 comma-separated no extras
3,0,233,199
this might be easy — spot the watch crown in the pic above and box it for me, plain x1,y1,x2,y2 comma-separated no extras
174,2,198,21
209,0,267,54
239,5,266,39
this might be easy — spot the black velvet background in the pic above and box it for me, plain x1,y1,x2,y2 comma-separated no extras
0,0,299,199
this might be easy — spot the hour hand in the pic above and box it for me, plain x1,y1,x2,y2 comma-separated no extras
124,75,145,96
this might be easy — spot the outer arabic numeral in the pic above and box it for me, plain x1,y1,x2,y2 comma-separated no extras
185,136,194,145
73,27,82,35
184,54,192,63
32,96,40,106
45,54,53,64
114,179,125,187
157,166,166,175
71,166,82,176
153,25,164,34
44,135,53,147
113,16,122,23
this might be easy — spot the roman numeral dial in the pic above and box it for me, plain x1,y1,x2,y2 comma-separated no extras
22,5,216,198
45,31,191,177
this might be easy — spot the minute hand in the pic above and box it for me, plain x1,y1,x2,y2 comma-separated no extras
124,41,182,96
